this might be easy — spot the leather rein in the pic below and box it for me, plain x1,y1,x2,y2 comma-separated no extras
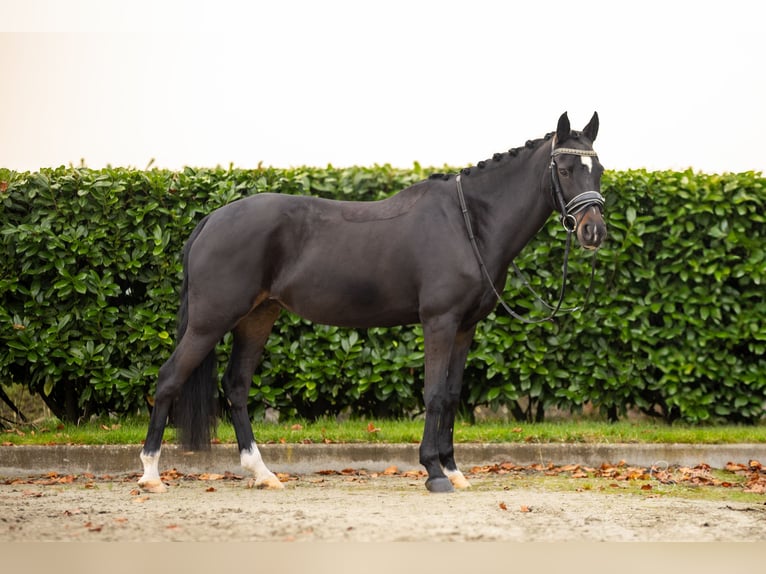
456,141,605,324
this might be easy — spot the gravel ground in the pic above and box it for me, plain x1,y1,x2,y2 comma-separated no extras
2,471,765,542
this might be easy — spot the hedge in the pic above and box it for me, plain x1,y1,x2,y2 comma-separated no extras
1,165,764,424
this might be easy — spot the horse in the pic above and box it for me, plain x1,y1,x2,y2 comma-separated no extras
138,111,607,494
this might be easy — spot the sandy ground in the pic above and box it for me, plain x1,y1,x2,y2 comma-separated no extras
2,471,765,542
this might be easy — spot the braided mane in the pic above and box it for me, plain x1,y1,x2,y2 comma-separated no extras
429,132,555,181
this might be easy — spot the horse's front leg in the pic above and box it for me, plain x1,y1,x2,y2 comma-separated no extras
437,326,476,490
419,316,462,493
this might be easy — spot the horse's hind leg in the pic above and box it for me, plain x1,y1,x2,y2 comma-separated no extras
222,301,283,489
139,330,220,492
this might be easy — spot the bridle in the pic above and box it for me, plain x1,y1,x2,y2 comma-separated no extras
549,137,606,233
456,138,605,324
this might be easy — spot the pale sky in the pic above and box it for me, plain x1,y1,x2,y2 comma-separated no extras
1,0,764,174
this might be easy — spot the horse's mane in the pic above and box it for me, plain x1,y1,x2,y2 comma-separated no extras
429,132,554,181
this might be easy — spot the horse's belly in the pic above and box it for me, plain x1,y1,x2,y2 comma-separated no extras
273,277,420,329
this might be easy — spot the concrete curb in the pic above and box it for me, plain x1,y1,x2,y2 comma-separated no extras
2,443,765,477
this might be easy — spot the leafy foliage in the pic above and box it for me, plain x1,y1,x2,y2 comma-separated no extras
1,165,764,424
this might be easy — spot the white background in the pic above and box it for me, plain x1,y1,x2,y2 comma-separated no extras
1,0,764,174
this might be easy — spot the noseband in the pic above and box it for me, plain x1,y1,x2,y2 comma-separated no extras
549,142,605,232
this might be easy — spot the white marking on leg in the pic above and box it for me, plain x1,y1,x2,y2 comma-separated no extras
581,155,592,174
444,467,471,489
241,442,284,489
138,448,167,493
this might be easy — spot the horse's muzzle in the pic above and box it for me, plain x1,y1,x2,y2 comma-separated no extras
575,206,607,250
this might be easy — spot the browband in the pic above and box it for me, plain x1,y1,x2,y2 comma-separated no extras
551,147,599,158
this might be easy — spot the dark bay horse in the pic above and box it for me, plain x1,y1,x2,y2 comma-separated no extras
139,111,606,494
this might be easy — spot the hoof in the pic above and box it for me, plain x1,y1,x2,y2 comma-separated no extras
425,477,455,493
256,475,285,490
139,479,167,494
447,473,472,490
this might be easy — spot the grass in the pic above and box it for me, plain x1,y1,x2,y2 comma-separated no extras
3,416,766,446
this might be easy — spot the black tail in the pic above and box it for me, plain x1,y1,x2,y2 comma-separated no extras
172,216,218,451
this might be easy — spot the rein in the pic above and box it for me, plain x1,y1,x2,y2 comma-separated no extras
455,142,604,324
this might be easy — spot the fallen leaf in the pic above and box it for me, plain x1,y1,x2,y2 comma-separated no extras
382,465,398,475
367,422,381,433
205,486,216,492
199,473,224,481
402,469,426,478
85,522,103,532
290,424,303,431
640,484,653,491
499,502,508,511
520,505,531,513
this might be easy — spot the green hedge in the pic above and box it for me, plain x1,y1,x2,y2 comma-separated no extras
1,165,764,424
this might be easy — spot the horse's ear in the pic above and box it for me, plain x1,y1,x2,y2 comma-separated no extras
583,111,599,142
556,112,571,143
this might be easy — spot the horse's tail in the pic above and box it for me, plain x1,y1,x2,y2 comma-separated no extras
172,215,218,451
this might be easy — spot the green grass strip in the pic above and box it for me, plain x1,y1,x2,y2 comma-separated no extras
3,417,766,446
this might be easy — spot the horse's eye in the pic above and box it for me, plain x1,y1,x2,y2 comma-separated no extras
558,168,569,177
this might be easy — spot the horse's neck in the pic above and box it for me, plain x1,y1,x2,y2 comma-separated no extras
466,156,552,275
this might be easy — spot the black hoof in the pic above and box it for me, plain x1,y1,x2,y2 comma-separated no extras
425,477,455,493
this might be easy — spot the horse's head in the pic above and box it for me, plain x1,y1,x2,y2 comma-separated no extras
550,111,607,250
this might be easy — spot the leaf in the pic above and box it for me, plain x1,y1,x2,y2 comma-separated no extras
626,206,637,225
519,505,531,513
498,502,508,511
367,422,381,433
199,473,224,481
